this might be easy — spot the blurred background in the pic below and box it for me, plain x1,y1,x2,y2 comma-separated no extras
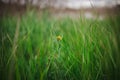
0,0,120,19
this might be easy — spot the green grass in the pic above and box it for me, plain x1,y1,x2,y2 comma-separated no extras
0,11,120,80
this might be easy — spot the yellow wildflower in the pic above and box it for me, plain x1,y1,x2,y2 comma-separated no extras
57,35,62,41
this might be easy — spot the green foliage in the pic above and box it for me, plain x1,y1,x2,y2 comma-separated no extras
0,11,120,80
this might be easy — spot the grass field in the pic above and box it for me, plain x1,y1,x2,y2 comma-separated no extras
0,11,120,80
